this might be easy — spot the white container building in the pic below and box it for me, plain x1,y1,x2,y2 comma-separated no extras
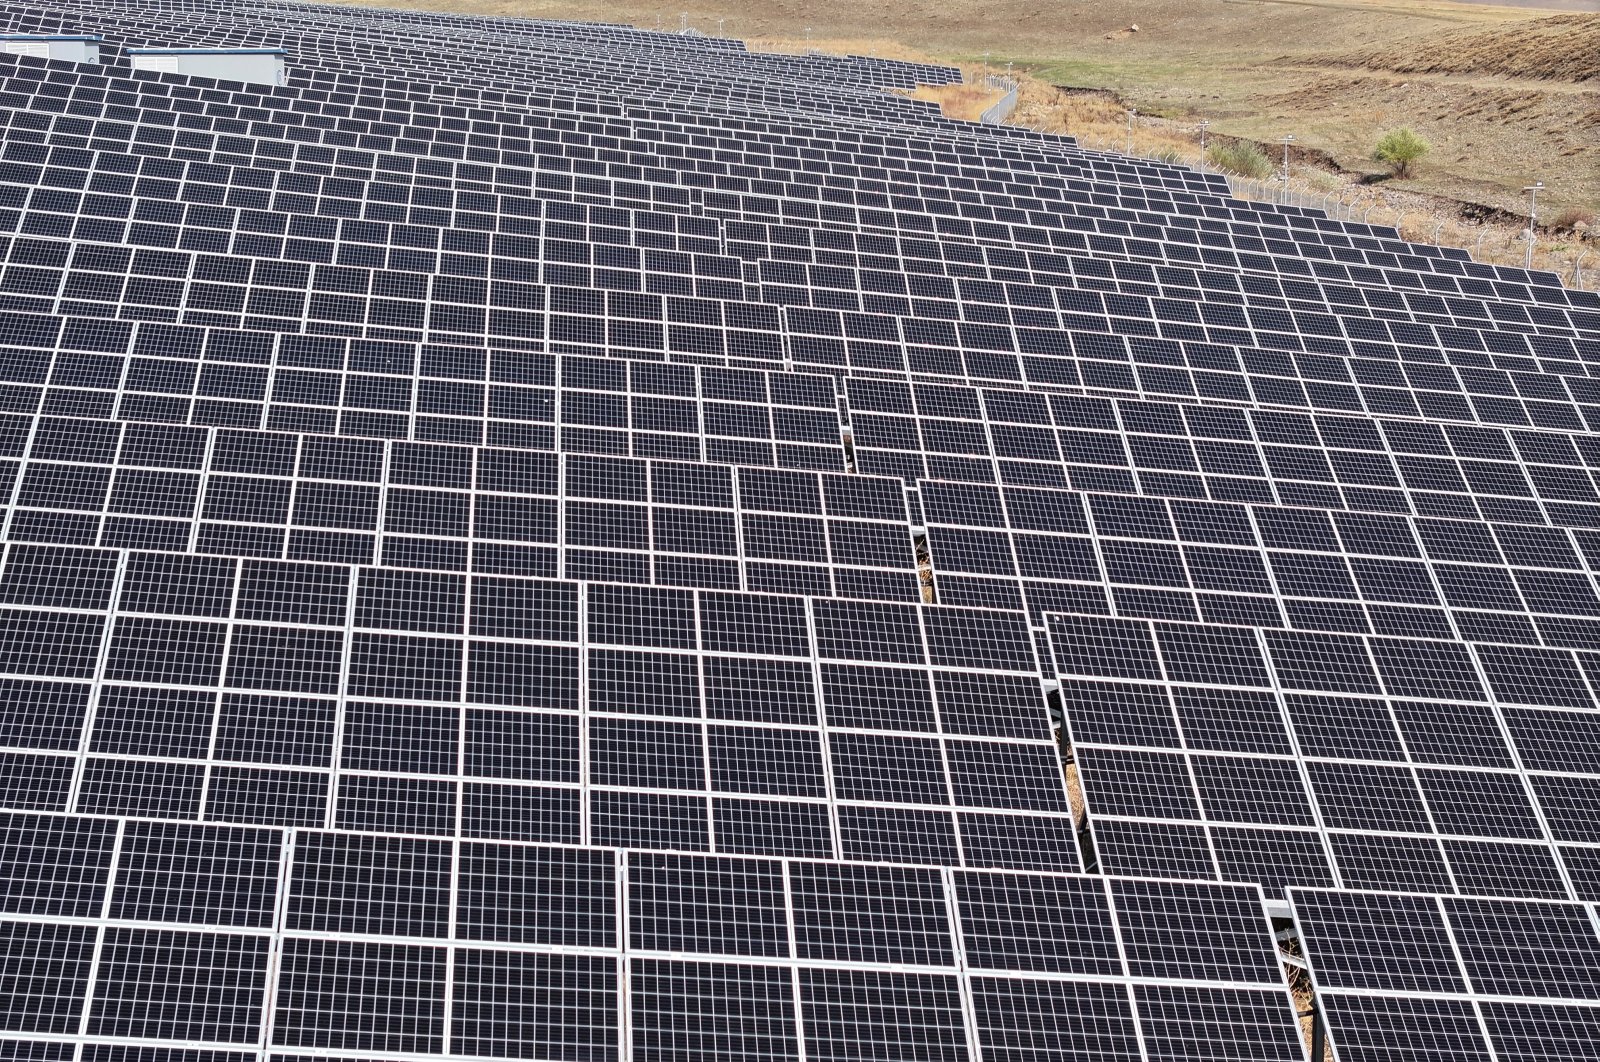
127,46,286,86
0,34,102,63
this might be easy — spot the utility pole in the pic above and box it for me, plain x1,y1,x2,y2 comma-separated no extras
1280,134,1295,204
1523,181,1543,269
1127,107,1136,154
1198,119,1209,172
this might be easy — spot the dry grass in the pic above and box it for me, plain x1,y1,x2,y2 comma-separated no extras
1279,936,1332,1060
903,82,1006,122
1316,12,1600,82
744,35,939,65
1550,207,1597,230
1063,758,1086,829
1008,75,1198,155
916,547,935,604
751,37,1006,121
1220,169,1592,288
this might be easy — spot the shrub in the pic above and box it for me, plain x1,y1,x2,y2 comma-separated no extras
1206,140,1272,179
1373,128,1429,179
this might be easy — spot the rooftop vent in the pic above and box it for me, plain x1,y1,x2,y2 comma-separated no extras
0,34,101,63
127,46,285,86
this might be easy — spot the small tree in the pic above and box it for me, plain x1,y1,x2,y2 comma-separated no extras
1373,128,1429,179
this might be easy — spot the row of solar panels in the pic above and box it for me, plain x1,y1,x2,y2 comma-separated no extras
0,260,1590,438
0,226,1577,404
3,529,1597,899
12,451,1600,668
10,313,1600,526
0,169,1577,365
1,48,1582,324
3,307,1590,443
0,809,1319,1058
5,0,966,127
6,0,962,91
16,408,1600,637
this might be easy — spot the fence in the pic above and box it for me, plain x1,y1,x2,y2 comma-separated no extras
1222,174,1359,221
979,75,1018,126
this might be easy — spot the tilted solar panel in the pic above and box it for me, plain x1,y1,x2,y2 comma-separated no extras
0,0,1593,1055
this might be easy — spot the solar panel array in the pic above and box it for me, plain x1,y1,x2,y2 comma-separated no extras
0,1,1595,1058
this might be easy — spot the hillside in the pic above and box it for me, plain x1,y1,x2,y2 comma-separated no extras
1319,12,1598,80
994,2,1598,219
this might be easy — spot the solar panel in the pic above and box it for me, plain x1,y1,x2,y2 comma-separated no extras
1290,887,1600,1061
0,0,1593,1053
1048,611,1596,900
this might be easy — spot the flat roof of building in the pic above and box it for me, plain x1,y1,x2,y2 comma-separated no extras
127,46,285,55
0,34,103,42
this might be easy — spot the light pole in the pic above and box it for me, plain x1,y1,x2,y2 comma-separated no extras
1522,181,1543,269
1279,134,1295,203
1197,119,1210,172
717,17,724,36
1127,107,1136,154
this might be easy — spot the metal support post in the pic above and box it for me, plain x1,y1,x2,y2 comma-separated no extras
1522,181,1543,269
